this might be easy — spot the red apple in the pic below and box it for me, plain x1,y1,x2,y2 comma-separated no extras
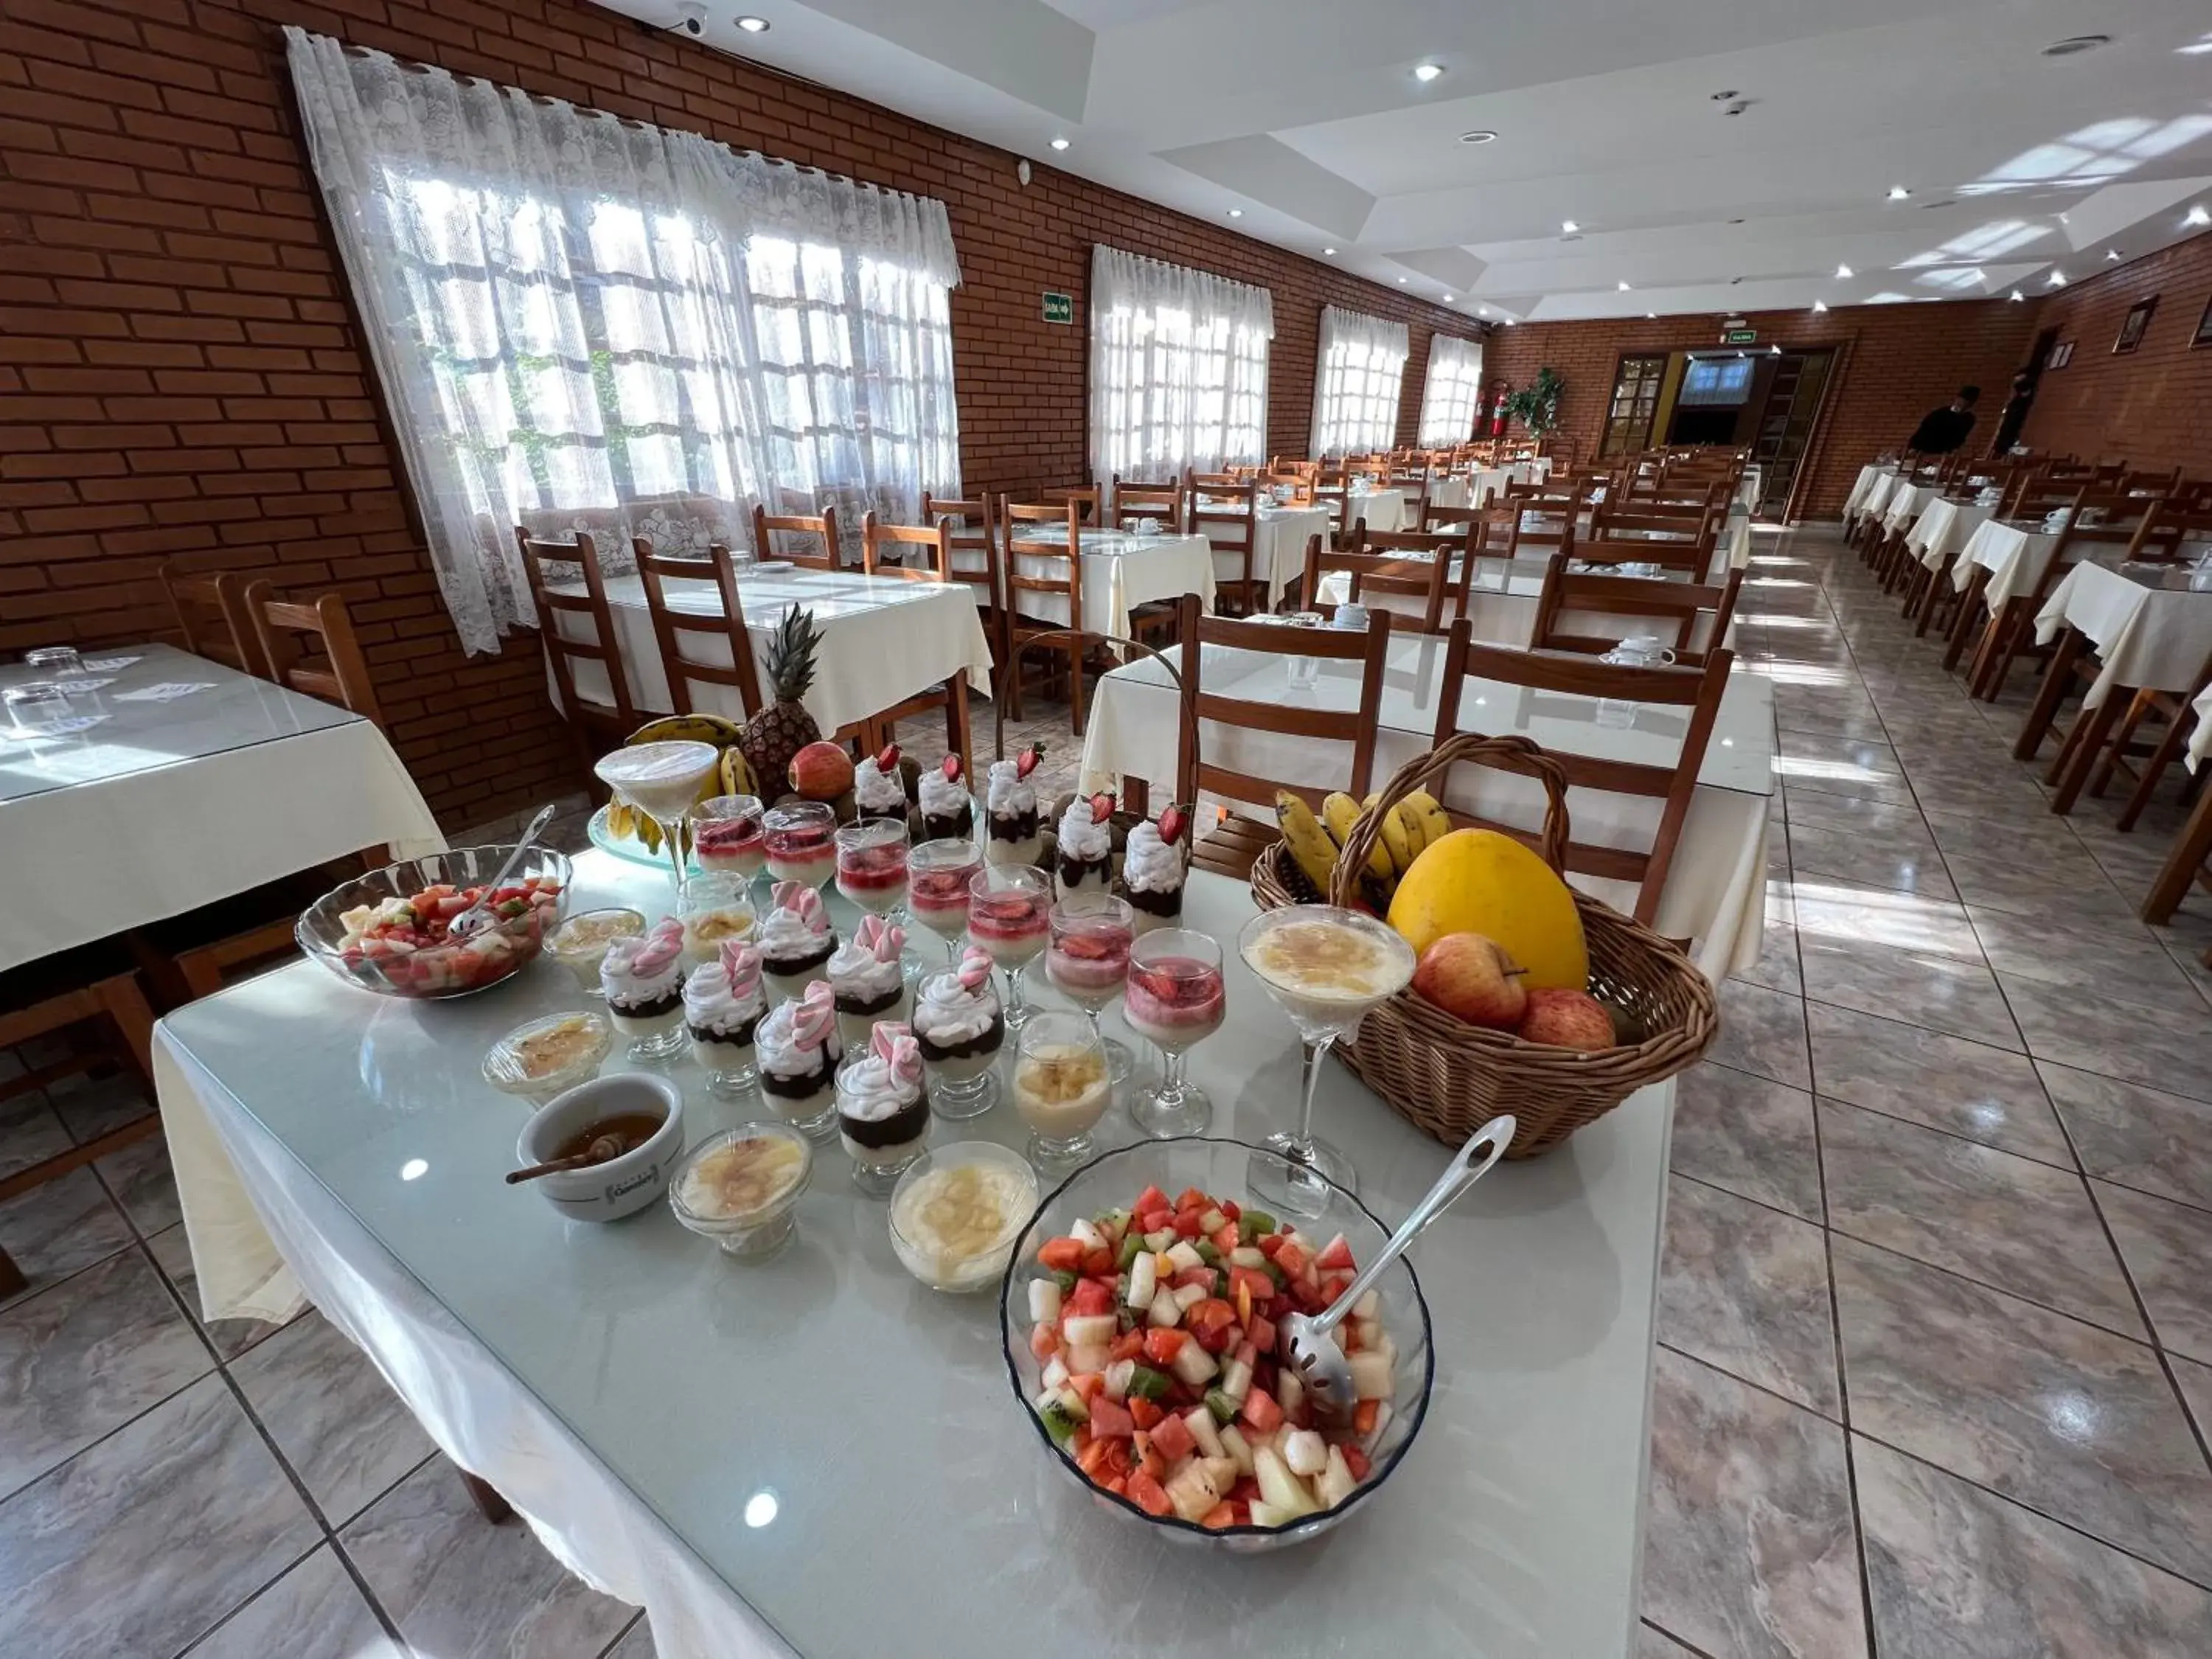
1517,988,1615,1051
788,740,855,801
1411,932,1528,1029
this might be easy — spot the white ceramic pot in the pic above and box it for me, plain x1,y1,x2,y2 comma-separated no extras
515,1072,685,1222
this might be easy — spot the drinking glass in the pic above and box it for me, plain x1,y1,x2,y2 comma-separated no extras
1013,1012,1110,1174
908,838,983,961
1045,891,1135,1083
594,740,719,898
1237,905,1414,1215
762,800,838,891
5,683,75,739
967,864,1050,1032
835,818,910,919
676,872,757,967
22,647,83,678
690,793,768,907
1122,929,1225,1138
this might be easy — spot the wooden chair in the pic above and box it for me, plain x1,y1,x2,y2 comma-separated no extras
1112,476,1186,535
1299,532,1453,635
2142,759,2212,925
517,529,641,778
633,538,762,720
751,504,841,571
1431,625,1732,926
1582,504,1717,580
856,513,971,759
1041,484,1100,524
1531,554,1743,669
2084,653,2212,832
923,490,1007,667
244,584,385,726
160,558,269,677
998,498,1093,731
1172,591,1394,877
1192,478,1265,616
1966,490,2149,701
1260,469,1317,507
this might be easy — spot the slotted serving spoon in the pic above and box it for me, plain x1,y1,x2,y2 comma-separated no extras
448,804,557,939
1280,1113,1517,1422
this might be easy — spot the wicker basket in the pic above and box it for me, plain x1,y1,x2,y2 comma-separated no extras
1249,732,1717,1158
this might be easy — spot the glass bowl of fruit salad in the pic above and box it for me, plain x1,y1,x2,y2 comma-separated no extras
297,846,573,999
998,1136,1433,1553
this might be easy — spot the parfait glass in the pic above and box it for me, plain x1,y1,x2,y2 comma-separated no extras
690,793,768,908
835,818,911,921
966,864,1051,1032
1012,1012,1111,1174
908,838,983,962
1044,892,1135,1084
1121,930,1225,1138
1237,905,1414,1216
762,800,838,892
594,740,719,899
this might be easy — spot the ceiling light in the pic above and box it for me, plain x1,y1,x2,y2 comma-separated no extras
1503,319,1515,327
1397,276,1408,284
1412,61,1445,83
735,14,770,30
1477,306,1489,316
1561,220,1579,234
1225,208,1242,218
2042,35,2109,56
1458,130,1498,145
1812,300,1829,313
1617,280,1631,291
1887,186,1911,201
2180,35,2212,55
1048,136,1070,151
2047,269,2067,285
1835,264,1854,279
1321,246,1337,255
2009,289,2026,302
1644,312,1655,319
2187,205,2211,228
1441,293,1453,301
2106,248,2122,261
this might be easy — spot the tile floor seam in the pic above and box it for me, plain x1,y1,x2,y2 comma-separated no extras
164,1536,333,1659
1803,1077,2082,1175
1641,1618,1720,1658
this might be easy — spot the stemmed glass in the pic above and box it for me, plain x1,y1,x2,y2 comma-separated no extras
1012,1012,1111,1174
835,818,910,921
1121,930,1225,1138
1237,905,1415,1216
1045,892,1135,1083
691,793,768,908
966,864,1050,1032
594,740,720,898
908,838,983,962
762,800,838,891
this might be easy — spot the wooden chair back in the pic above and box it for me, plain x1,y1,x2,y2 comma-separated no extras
922,490,1003,616
1175,591,1394,813
241,583,383,727
1186,469,1245,493
1192,478,1262,613
515,529,639,733
1042,484,1100,524
998,500,1085,631
2123,498,2212,563
751,504,841,571
160,559,269,678
1432,624,1732,925
1300,531,1454,634
1531,554,1743,667
633,537,760,719
1260,470,1316,505
1112,476,1187,534
1584,503,1717,579
861,513,954,582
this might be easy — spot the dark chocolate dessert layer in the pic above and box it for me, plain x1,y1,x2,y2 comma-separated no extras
838,1092,931,1150
759,1050,838,1099
914,1010,1006,1063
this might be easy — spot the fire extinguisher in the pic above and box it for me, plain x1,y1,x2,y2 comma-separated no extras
1488,389,1509,438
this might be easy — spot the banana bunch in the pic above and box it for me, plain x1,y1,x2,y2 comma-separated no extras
602,715,759,852
1274,787,1452,909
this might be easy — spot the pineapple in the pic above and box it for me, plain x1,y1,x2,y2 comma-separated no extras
739,605,825,790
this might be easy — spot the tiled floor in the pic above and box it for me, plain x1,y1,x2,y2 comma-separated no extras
7,524,2212,1655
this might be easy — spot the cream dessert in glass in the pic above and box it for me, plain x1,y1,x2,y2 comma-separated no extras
757,881,837,1004
918,754,974,842
1237,905,1416,1214
911,947,1004,1119
1117,807,1190,935
690,793,767,886
836,1023,933,1195
1012,1011,1111,1172
966,863,1050,1031
599,917,689,1062
686,939,768,1097
1052,790,1116,901
547,908,644,993
983,748,1044,866
828,914,911,1048
852,742,911,826
677,872,757,967
1044,890,1135,1084
754,981,842,1139
834,818,910,918
762,799,838,891
595,740,718,895
1123,928,1226,1138
907,838,983,962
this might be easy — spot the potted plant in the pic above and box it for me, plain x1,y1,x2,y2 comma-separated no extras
1502,367,1563,437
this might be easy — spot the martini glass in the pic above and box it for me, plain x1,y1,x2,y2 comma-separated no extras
1237,905,1415,1217
594,740,719,899
967,864,1050,1032
1122,929,1225,1138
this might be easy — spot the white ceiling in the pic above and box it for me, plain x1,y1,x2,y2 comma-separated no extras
608,0,2212,320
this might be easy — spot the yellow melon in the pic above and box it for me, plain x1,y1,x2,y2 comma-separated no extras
1385,828,1587,990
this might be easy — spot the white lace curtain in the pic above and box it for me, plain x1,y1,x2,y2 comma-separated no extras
1311,306,1408,457
1416,335,1485,448
286,28,961,655
1088,245,1272,484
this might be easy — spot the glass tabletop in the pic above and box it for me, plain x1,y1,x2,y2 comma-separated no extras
161,853,1670,1659
582,568,978,625
0,642,363,805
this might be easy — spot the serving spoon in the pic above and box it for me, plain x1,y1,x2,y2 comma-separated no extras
448,804,558,939
1279,1113,1517,1422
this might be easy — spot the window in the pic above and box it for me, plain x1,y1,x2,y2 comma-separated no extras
288,28,962,654
1416,335,1485,447
1600,353,1668,457
1312,307,1408,456
1678,356,1755,406
1088,246,1272,482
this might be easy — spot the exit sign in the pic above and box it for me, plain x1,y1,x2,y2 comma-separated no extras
1720,327,1758,345
1042,291,1074,325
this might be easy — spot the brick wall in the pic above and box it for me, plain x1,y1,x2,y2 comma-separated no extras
1483,301,2039,518
2016,229,2212,476
0,0,1471,825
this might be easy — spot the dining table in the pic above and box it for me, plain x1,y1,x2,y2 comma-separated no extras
1077,633,1775,980
1312,559,1736,657
545,565,997,737
1189,503,1331,606
153,851,1676,1659
0,643,444,973
1905,496,1998,574
1001,523,1218,635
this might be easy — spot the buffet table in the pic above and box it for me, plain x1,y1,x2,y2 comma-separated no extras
0,643,444,973
154,855,1672,1659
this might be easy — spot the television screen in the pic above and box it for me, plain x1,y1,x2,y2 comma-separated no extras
1678,356,1754,406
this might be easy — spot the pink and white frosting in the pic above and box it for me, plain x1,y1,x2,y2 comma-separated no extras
828,914,906,1002
684,940,765,1037
854,754,909,814
757,980,841,1081
602,918,686,1004
1057,798,1111,864
914,947,999,1045
758,881,832,957
840,1023,925,1119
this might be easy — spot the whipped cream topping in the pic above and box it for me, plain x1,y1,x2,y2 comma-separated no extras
1057,798,1112,863
987,759,1035,818
839,1023,925,1119
854,754,908,813
758,882,832,958
685,941,766,1037
601,918,686,1004
1121,821,1186,893
757,981,841,1080
919,767,969,820
914,948,1001,1044
829,915,906,1001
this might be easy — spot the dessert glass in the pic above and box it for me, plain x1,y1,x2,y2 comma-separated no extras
967,863,1051,1032
1044,891,1135,1083
908,838,983,961
1012,1012,1111,1172
757,883,837,1004
600,919,690,1062
835,818,910,918
913,948,1004,1120
754,983,842,1139
888,1143,1037,1293
481,1010,613,1107
828,915,912,1049
1122,929,1225,1138
835,1040,932,1197
594,740,718,896
668,1124,812,1260
546,908,645,993
762,799,838,891
690,793,768,901
676,872,757,966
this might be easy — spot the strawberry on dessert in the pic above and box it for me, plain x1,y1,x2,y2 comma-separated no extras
853,743,911,826
833,818,910,917
984,748,1044,867
1119,805,1191,934
1046,895,1134,1012
828,914,911,1048
1054,792,1116,901
919,754,974,841
908,838,983,947
967,878,1051,968
757,881,837,1002
692,810,767,877
755,980,842,1138
762,802,838,888
1123,950,1227,1053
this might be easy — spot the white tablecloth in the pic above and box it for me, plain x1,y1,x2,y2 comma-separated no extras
2035,561,2212,709
1961,518,2062,610
1881,481,1941,535
2186,683,2212,772
1005,526,1216,633
1194,505,1329,602
0,644,445,972
551,568,995,734
1335,487,1409,534
1844,464,1891,520
1316,563,1734,655
1076,636,1774,979
1908,498,1997,571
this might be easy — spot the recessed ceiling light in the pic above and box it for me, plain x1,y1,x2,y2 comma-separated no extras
1477,306,1489,316
1412,61,1445,83
2042,34,2109,55
1835,264,1854,279
1561,220,1579,234
2180,35,2212,55
1397,276,1408,284
1458,130,1498,145
1225,207,1242,218
1442,292,1453,301
2009,289,2026,302
1617,281,1631,291
1321,246,1337,255
2047,269,2067,286
2106,248,2122,261
1048,136,1070,151
2186,205,2211,228
735,14,770,31
1887,186,1910,201
1503,319,1515,327
1644,312,1656,319
1812,300,1829,313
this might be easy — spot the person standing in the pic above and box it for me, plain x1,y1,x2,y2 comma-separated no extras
1987,372,2034,456
1904,385,1980,455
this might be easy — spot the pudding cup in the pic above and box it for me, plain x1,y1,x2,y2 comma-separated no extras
669,1124,811,1259
757,1045,840,1140
762,940,836,1005
547,908,645,993
835,1054,931,1196
835,978,912,1053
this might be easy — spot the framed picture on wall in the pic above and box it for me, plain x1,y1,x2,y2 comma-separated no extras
2113,296,2158,354
2193,293,2212,349
2047,339,2075,369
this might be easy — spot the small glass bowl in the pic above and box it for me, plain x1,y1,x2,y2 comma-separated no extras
888,1141,1038,1293
481,1010,613,1106
668,1124,813,1259
547,908,646,992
